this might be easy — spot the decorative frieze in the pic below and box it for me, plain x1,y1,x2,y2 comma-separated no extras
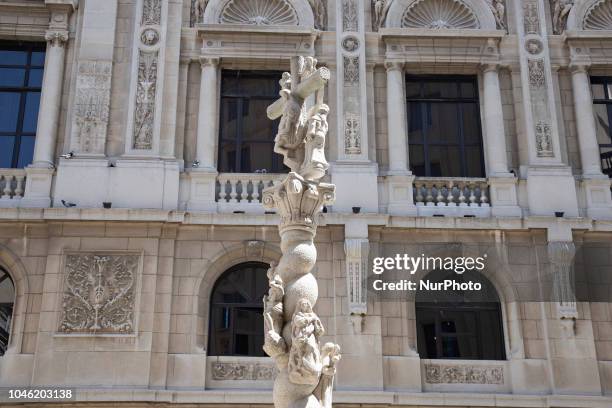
341,36,359,52
59,253,140,334
528,59,546,88
70,61,113,154
523,1,540,34
344,238,368,314
211,362,277,381
133,51,159,150
343,56,359,85
425,364,504,385
343,0,358,31
344,114,361,154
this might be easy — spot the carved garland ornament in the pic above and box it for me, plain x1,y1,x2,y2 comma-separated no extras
212,362,277,380
344,114,361,154
59,254,139,334
425,364,504,384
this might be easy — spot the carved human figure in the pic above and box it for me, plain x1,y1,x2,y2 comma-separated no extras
308,0,327,30
372,0,390,30
288,298,324,385
301,104,330,181
263,262,287,360
195,0,208,24
486,0,506,29
314,343,341,408
551,0,574,34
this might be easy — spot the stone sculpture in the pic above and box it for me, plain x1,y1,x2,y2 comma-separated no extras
486,0,506,29
372,0,391,30
262,57,341,408
551,0,574,34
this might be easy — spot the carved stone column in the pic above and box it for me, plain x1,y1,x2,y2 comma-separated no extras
22,2,74,208
31,30,68,168
482,63,521,217
262,59,341,408
196,57,220,171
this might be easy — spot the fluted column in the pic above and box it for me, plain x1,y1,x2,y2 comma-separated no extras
570,63,604,177
31,30,68,167
482,64,509,176
385,62,409,174
196,57,219,170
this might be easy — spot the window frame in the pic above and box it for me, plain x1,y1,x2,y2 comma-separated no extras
0,41,45,169
590,76,612,176
218,70,287,174
208,261,269,357
406,75,486,178
0,268,15,357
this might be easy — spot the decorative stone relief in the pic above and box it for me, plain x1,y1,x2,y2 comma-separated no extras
44,30,69,47
535,121,554,157
142,0,162,25
486,0,506,30
70,61,113,154
344,238,367,313
140,28,159,46
402,0,480,29
343,56,359,85
212,362,277,380
133,51,159,150
309,0,328,30
425,364,504,385
528,59,546,88
551,0,574,34
343,0,358,31
219,0,299,26
525,38,543,55
344,114,361,154
59,254,139,334
372,0,391,30
523,1,540,34
583,0,612,30
245,240,265,258
341,36,359,52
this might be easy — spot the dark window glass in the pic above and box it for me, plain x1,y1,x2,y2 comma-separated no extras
209,262,269,356
406,76,485,177
0,42,45,168
590,77,612,177
416,270,506,360
218,70,288,173
0,268,15,356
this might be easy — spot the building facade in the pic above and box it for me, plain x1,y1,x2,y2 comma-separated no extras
1,0,612,406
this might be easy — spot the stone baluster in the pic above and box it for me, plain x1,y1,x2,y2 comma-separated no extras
218,179,228,202
458,182,467,206
252,180,261,203
14,174,25,199
425,182,434,205
480,183,489,206
435,183,445,206
468,183,477,206
2,177,11,199
414,181,424,204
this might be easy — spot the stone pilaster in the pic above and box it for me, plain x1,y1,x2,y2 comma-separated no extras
331,0,378,213
514,0,579,217
196,57,220,171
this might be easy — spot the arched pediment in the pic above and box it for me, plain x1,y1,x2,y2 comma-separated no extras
385,0,496,30
202,0,315,28
567,0,612,31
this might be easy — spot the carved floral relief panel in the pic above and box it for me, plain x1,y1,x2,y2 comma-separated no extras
425,364,504,385
58,253,140,334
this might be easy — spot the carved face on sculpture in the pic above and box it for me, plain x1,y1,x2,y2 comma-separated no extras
298,298,313,313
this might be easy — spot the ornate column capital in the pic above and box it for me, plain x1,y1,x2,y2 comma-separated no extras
481,63,500,74
45,29,69,47
569,61,591,75
384,61,404,73
199,56,220,68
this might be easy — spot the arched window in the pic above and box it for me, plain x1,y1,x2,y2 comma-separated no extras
209,262,269,356
0,268,15,356
416,269,506,360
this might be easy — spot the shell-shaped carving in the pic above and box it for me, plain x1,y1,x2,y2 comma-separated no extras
402,0,479,29
219,0,299,26
584,0,612,30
